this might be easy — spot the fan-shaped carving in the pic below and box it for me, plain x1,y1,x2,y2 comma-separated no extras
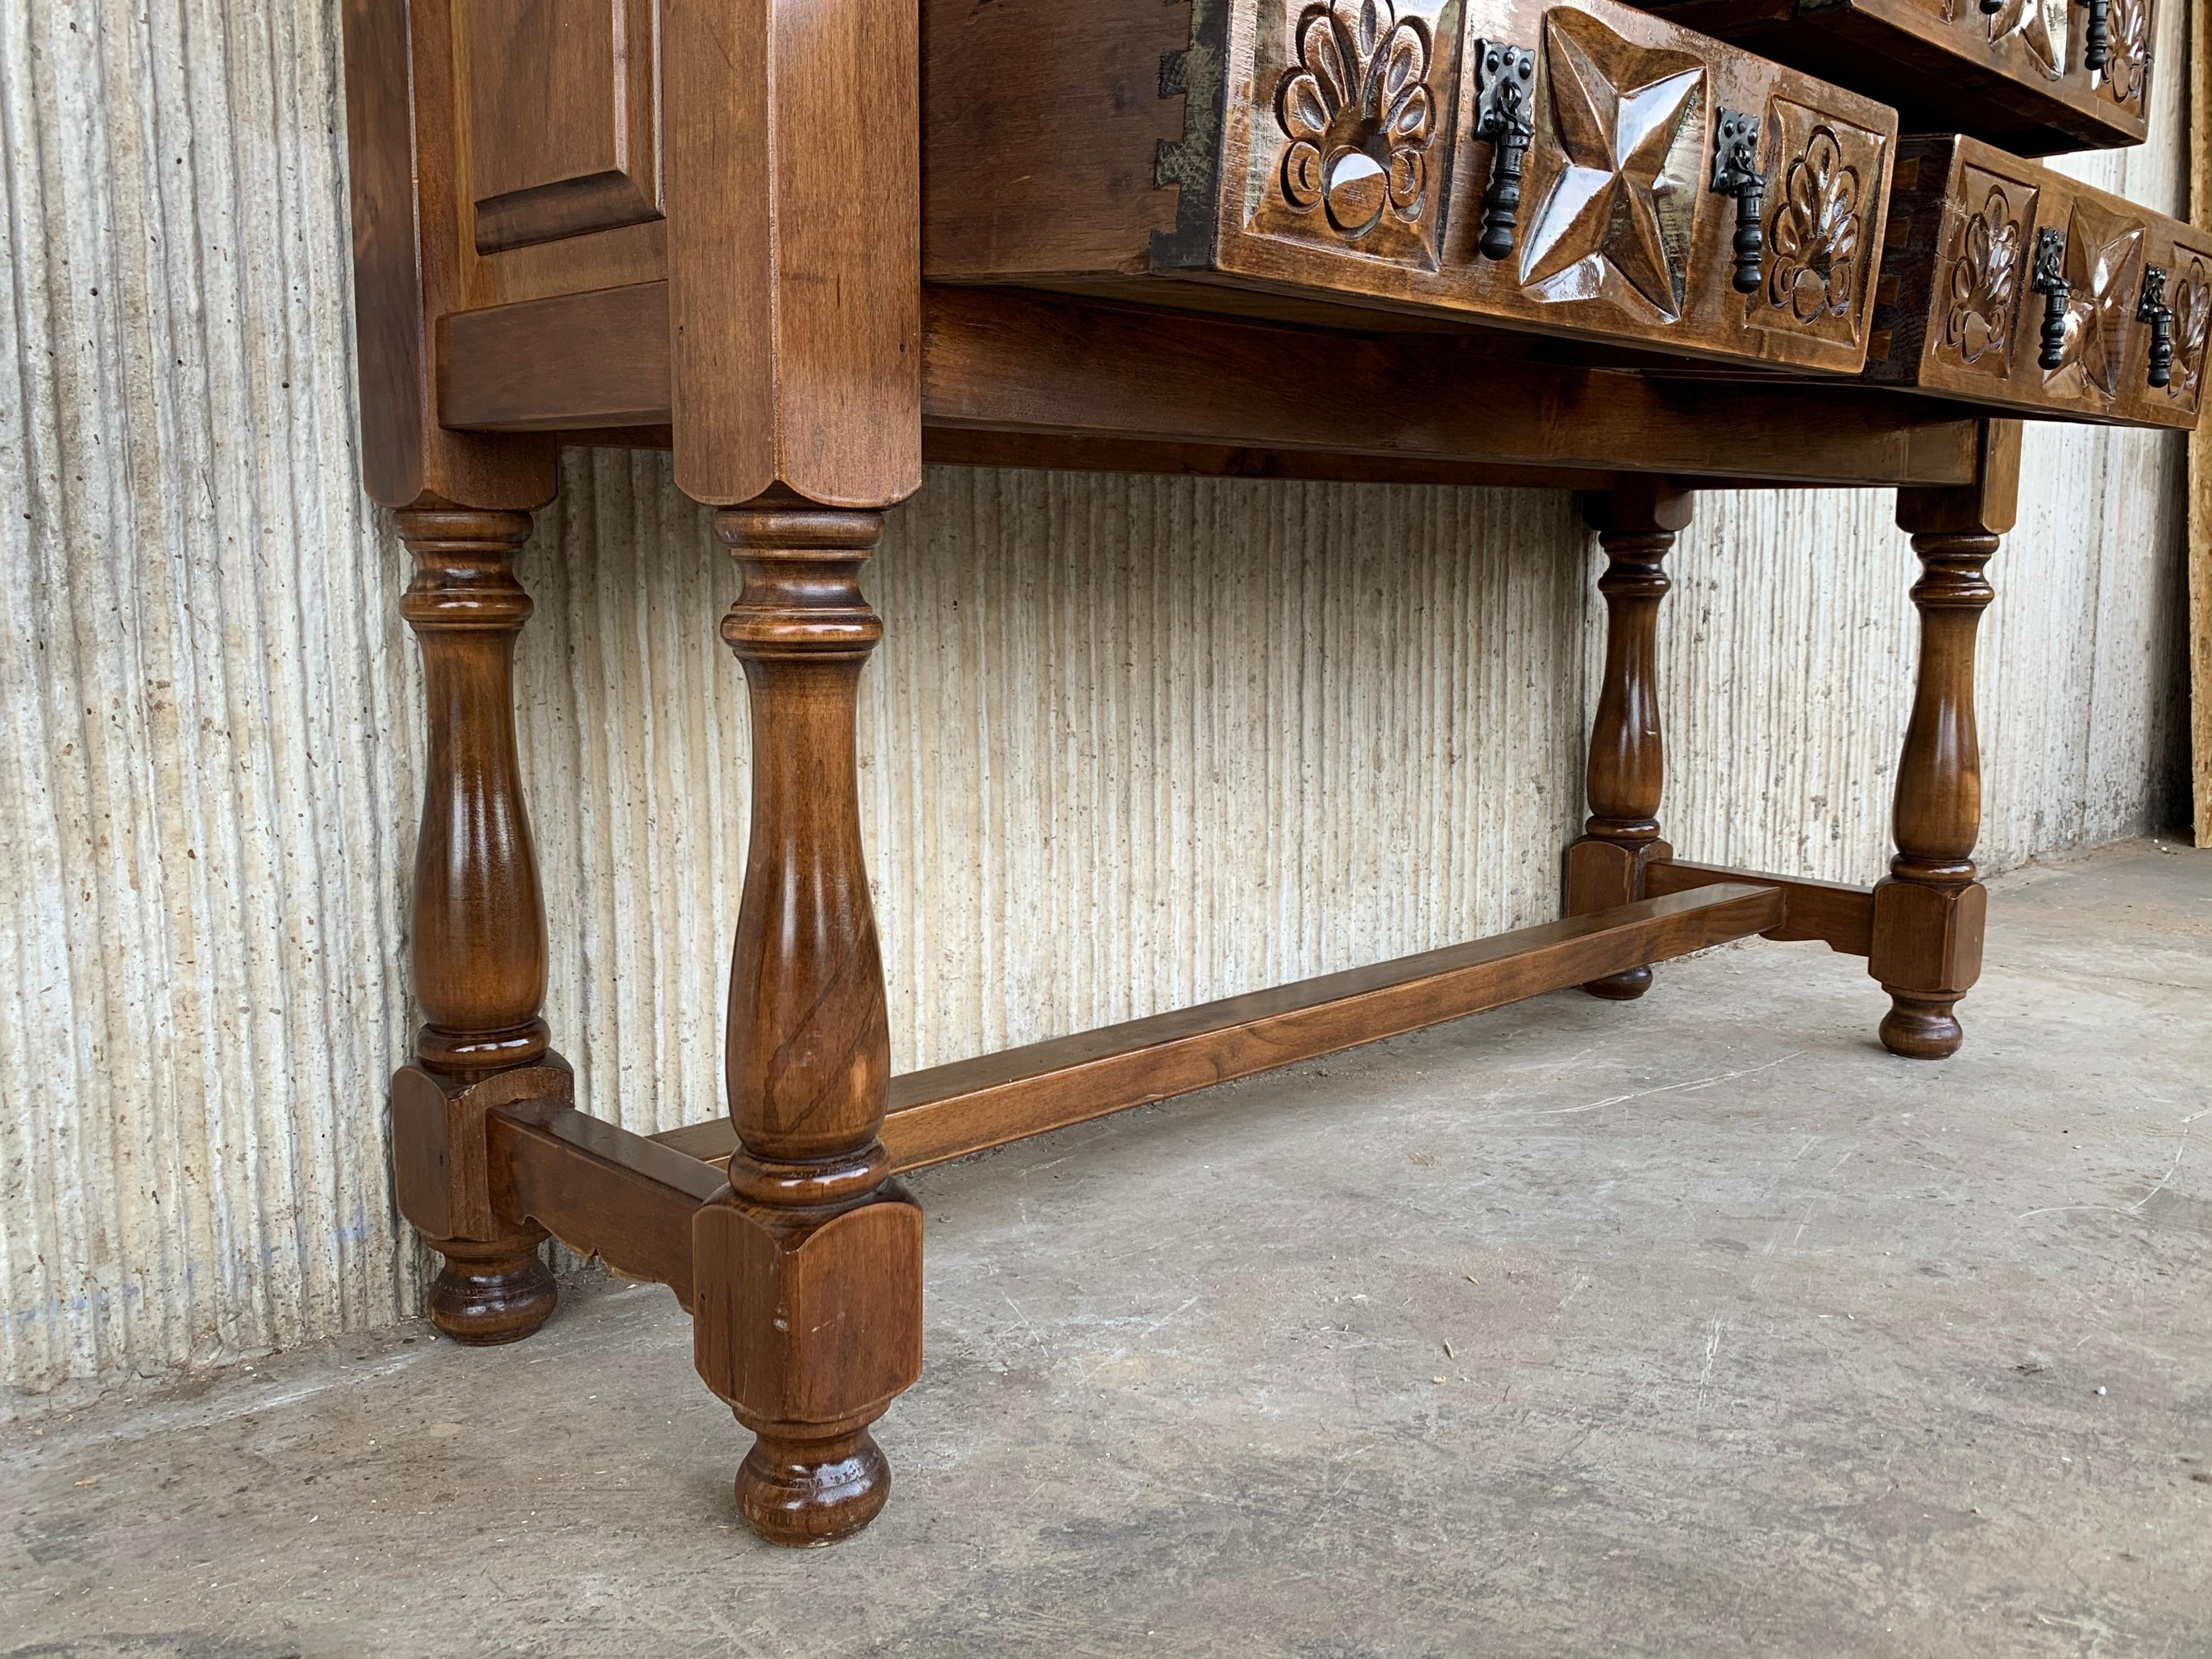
1767,126,1861,323
1985,0,2067,81
1275,0,1437,240
1943,188,2023,368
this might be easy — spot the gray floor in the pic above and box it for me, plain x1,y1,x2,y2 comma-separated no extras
5,840,2210,1658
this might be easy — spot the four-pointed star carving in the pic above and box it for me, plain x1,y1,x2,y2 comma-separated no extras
2055,199,2147,402
1519,20,1705,318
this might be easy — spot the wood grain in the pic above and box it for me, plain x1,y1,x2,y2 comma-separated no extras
658,884,1785,1172
1644,860,1875,956
662,0,921,506
489,1098,727,1308
462,0,663,254
1641,0,2151,156
437,285,1987,485
1870,135,2209,431
338,0,555,510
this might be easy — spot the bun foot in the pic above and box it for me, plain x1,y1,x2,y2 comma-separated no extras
1582,966,1653,1001
736,1424,891,1547
428,1238,557,1345
1879,992,1963,1060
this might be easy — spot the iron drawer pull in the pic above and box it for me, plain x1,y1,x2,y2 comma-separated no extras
1474,40,1535,261
2030,228,2070,371
2137,265,2174,388
1710,109,1764,295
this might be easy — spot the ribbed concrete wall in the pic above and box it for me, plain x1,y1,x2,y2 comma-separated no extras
0,0,2190,1406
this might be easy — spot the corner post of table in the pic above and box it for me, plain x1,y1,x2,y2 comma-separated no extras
1879,420,2019,1059
662,0,924,1546
1565,481,1695,999
340,0,565,1339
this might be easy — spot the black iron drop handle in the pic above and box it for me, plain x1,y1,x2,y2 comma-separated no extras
2079,0,2109,72
1474,40,1535,261
2030,228,2070,371
2138,265,2174,388
1710,109,1763,295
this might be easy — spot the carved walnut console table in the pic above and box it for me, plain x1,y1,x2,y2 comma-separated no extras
341,0,2198,1544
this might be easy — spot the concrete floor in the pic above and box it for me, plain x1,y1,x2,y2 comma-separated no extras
5,840,2209,1658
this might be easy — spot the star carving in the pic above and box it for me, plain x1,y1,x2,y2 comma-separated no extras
2052,199,2146,402
1519,16,1706,319
1986,0,2067,81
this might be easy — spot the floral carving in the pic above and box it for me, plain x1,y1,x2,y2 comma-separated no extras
1767,126,1861,323
2100,0,2151,108
1276,0,1436,240
1943,188,2023,365
2170,259,2210,405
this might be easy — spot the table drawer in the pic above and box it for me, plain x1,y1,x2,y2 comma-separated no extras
1867,134,2207,429
925,0,1898,374
1635,0,2153,156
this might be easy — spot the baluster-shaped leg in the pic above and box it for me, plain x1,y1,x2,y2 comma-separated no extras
387,508,560,1343
1565,485,1693,998
690,501,923,1547
1870,528,1996,1059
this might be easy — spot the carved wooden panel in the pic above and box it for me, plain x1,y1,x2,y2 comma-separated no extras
1166,0,1897,371
462,0,663,256
1931,164,2039,384
1866,134,2205,430
1247,0,1463,267
1745,96,1884,349
1636,0,2153,155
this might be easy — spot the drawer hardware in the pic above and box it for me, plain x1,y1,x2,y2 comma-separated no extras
1978,0,2002,11
1709,108,1764,295
2078,0,2109,72
1474,39,1536,260
2030,227,2070,370
2137,264,2174,388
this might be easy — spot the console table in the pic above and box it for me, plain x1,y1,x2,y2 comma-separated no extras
341,0,2197,1546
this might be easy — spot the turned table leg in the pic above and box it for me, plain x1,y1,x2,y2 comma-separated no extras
690,501,923,1547
1877,427,2017,1060
1566,485,1693,998
1869,527,1996,1059
388,507,559,1343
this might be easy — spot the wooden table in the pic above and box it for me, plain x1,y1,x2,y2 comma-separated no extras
341,0,2194,1547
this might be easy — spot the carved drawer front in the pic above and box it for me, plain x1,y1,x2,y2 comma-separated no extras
1867,134,2207,430
1635,0,2153,156
923,0,1897,374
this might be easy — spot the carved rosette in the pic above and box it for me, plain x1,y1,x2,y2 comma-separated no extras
1769,128,1859,321
2098,0,2150,108
1745,97,1882,347
1274,0,1438,241
1941,187,2025,373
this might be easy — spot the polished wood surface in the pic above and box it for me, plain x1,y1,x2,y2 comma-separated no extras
1869,134,2208,431
702,501,923,1546
662,0,921,507
1565,484,1692,998
921,0,1898,373
1641,0,2152,156
1875,424,2019,1058
461,0,663,255
343,0,2155,1553
439,282,1989,488
1644,859,1875,956
391,508,560,1342
659,883,1786,1174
